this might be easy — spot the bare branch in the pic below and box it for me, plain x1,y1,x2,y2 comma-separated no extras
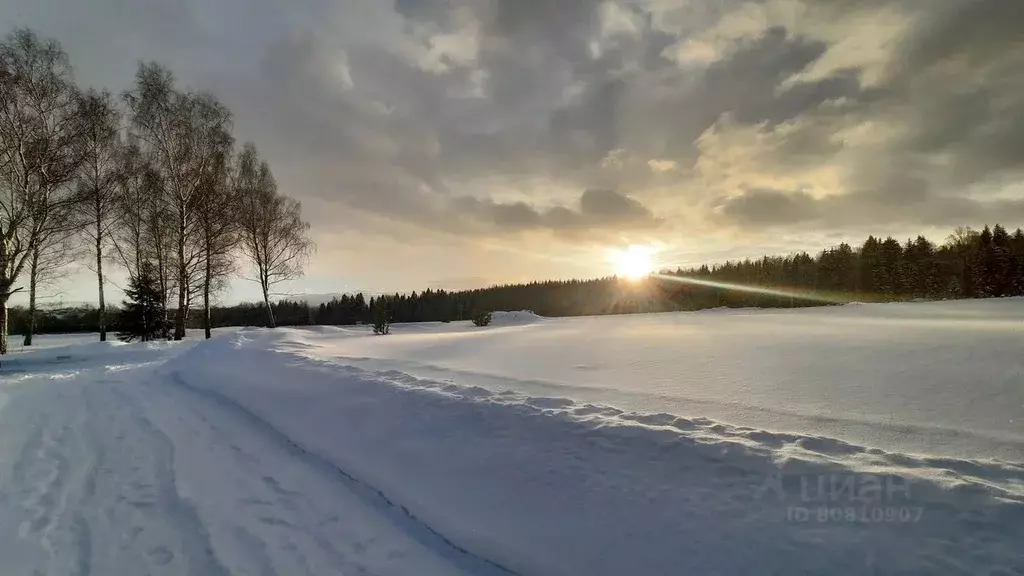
236,144,314,328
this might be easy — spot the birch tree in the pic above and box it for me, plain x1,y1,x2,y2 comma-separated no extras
0,29,85,353
236,144,313,328
21,189,81,345
195,148,237,338
110,139,148,282
123,62,232,340
76,89,121,341
111,146,175,322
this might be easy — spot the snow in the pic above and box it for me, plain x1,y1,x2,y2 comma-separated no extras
0,336,499,575
282,298,1024,462
487,310,545,326
1,299,1022,574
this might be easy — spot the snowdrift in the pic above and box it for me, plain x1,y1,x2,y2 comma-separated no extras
165,329,1024,575
1,339,178,375
487,310,545,326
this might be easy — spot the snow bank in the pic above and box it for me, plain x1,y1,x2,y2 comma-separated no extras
1,339,176,373
487,310,545,326
165,331,1024,575
1,329,235,375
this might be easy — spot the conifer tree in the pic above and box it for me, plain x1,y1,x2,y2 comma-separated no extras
117,263,170,342
973,226,995,297
372,300,391,335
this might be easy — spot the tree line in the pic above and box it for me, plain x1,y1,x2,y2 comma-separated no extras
0,28,313,351
253,223,1024,323
24,221,1018,333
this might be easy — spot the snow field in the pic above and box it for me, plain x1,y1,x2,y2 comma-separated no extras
167,319,1024,575
1,299,1022,574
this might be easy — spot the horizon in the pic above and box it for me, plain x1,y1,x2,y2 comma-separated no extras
2,0,1023,309
15,222,1015,310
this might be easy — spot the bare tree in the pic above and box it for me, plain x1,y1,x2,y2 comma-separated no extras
236,144,313,328
195,149,237,338
21,223,81,345
76,89,121,341
21,188,81,345
110,139,148,282
123,62,232,340
0,29,85,354
112,142,177,325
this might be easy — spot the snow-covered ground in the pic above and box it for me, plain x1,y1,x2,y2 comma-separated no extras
0,335,501,575
292,299,1024,461
0,299,1022,574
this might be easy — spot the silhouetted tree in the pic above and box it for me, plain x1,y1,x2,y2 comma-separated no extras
123,62,233,340
117,263,169,342
236,144,313,328
76,89,122,342
371,299,390,335
0,29,88,353
195,149,237,338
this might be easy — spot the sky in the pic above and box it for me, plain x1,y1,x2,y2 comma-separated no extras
1,0,1023,306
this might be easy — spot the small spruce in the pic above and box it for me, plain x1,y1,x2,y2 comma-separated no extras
117,264,170,342
372,303,391,335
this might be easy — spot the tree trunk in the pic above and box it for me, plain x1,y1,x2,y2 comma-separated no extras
23,248,39,347
153,227,168,324
0,297,8,356
174,215,186,341
175,279,186,340
262,282,276,328
96,224,106,342
203,252,212,339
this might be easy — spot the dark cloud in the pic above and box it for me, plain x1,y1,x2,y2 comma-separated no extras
899,0,1023,72
686,0,1024,234
707,27,839,126
714,185,1024,231
715,188,819,227
579,188,658,224
455,189,663,236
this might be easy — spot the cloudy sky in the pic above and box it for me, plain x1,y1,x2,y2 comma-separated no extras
2,0,1023,304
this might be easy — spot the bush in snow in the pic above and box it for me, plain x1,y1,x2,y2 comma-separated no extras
372,304,391,335
472,311,492,327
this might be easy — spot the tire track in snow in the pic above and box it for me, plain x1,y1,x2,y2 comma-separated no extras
0,368,232,576
2,345,516,575
163,370,519,576
99,382,233,576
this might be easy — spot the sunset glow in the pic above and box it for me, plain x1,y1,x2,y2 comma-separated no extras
608,245,655,280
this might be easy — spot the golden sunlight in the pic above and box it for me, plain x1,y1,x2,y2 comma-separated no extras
608,245,656,280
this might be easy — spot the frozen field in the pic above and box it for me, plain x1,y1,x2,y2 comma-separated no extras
280,299,1024,461
0,299,1022,575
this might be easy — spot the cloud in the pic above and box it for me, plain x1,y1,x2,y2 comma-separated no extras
690,0,1024,234
713,183,1024,231
454,189,664,236
715,188,819,227
647,159,678,172
4,0,1024,296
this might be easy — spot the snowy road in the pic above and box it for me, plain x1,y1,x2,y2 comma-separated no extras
0,347,507,576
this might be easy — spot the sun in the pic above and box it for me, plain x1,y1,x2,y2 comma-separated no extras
608,245,656,280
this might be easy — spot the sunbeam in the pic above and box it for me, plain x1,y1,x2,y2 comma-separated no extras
651,274,851,304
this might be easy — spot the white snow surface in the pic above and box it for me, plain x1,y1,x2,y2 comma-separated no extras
0,299,1022,575
487,310,545,326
